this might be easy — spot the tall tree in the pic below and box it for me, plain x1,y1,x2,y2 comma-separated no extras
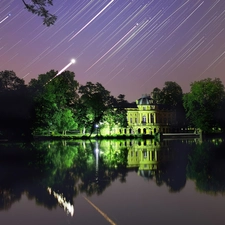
0,70,31,139
183,78,225,133
151,82,186,127
160,81,183,107
22,0,57,26
29,70,79,134
151,87,162,103
113,94,128,127
78,82,113,136
151,82,183,106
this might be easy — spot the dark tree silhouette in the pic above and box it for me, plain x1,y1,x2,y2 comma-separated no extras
22,0,57,26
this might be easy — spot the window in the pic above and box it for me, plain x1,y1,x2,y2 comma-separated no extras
150,114,154,123
142,116,146,123
143,150,147,158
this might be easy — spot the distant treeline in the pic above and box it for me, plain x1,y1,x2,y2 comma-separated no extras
0,70,225,139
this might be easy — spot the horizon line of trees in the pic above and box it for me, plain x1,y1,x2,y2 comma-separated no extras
0,70,128,139
1,69,225,139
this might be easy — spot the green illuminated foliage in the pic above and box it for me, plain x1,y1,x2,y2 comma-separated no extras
183,78,225,132
29,70,79,134
55,109,77,135
78,82,113,136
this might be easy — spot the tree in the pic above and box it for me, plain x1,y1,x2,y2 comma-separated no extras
151,87,162,103
183,78,225,133
29,70,79,134
113,94,128,128
160,81,183,107
0,70,25,91
151,82,186,127
151,82,183,107
0,70,32,139
22,0,57,26
55,109,77,135
78,82,113,136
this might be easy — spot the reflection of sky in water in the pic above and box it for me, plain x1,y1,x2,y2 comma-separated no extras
1,139,225,224
1,176,225,225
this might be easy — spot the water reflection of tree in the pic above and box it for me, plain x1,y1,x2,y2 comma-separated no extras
77,140,128,196
0,142,73,211
0,140,129,211
4,138,224,212
187,139,225,195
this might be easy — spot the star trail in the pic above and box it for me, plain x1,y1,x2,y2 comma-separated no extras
0,0,225,101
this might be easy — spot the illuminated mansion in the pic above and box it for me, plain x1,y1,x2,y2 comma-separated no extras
106,95,178,135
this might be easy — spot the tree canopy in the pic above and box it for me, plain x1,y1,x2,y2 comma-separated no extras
22,0,57,26
183,78,225,132
2,68,225,138
0,70,25,92
78,82,114,136
151,81,183,107
28,70,79,135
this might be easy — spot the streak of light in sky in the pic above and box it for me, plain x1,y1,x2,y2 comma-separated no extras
69,0,114,41
0,14,10,24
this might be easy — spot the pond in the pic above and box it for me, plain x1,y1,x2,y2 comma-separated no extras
1,137,225,225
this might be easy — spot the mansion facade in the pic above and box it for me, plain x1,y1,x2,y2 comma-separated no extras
112,95,179,135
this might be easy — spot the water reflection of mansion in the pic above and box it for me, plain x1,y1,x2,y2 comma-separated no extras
124,139,175,176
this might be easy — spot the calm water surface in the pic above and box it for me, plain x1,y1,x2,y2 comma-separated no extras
1,138,225,225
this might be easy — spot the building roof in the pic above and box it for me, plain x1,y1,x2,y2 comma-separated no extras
136,95,154,105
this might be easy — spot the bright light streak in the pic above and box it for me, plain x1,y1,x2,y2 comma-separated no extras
83,196,116,225
56,59,75,76
85,24,138,72
45,59,76,85
0,14,11,24
69,0,114,41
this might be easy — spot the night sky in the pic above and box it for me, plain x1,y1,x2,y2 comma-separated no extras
1,0,225,102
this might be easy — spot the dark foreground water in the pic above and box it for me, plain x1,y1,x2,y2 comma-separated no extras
1,137,225,225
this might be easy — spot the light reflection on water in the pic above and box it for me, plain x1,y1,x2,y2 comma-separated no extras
47,187,74,216
0,138,225,225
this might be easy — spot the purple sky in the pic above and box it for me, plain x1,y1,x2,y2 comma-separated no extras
1,0,225,102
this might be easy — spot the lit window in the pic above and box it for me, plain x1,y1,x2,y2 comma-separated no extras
142,116,146,123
